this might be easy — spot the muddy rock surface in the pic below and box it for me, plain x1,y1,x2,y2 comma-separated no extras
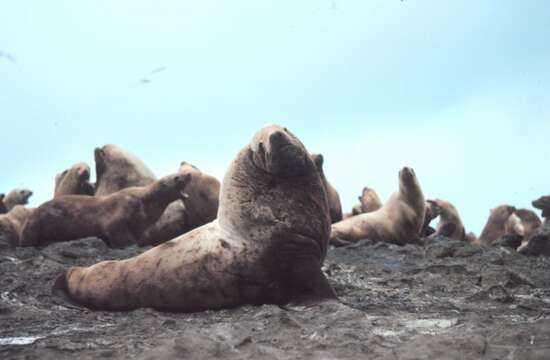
1,236,549,359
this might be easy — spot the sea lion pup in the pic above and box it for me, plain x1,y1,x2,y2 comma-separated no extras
3,188,33,211
420,200,439,237
311,154,343,223
137,162,220,246
330,167,425,247
0,206,34,246
427,199,466,240
94,144,156,196
54,162,95,197
0,194,6,214
55,124,336,312
533,195,550,223
20,173,191,248
477,205,516,246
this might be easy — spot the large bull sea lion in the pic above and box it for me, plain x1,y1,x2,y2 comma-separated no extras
55,124,336,311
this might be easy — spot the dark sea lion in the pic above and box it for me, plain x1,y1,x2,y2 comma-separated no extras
3,188,33,212
55,124,336,311
54,162,95,198
311,153,343,223
94,144,156,196
20,174,191,248
137,162,220,246
0,193,7,214
330,167,425,247
532,195,550,223
478,205,516,246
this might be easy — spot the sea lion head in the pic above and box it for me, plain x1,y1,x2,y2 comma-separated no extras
249,125,311,177
360,186,383,213
155,173,192,200
219,124,328,251
532,195,550,218
490,204,516,222
7,188,33,206
399,167,418,190
55,162,93,197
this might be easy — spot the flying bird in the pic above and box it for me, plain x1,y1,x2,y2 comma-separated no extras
136,66,167,85
0,50,16,64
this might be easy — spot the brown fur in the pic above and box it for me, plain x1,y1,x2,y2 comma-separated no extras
137,163,220,246
311,154,343,223
54,162,95,198
94,144,156,196
360,187,383,214
532,195,550,223
508,209,542,251
478,205,516,246
428,199,466,241
20,174,191,248
56,124,335,312
0,206,34,246
330,167,425,246
3,189,33,212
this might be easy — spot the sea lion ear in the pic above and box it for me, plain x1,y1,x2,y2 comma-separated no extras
439,223,457,237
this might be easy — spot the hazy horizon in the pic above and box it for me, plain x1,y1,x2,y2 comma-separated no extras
1,1,549,234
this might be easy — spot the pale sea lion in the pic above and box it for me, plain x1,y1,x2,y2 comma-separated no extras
330,167,425,246
509,209,542,252
54,162,95,198
55,124,336,311
20,174,191,248
137,162,220,246
0,205,34,246
3,188,33,211
312,154,343,223
94,144,156,196
427,199,466,240
477,205,516,246
344,187,383,219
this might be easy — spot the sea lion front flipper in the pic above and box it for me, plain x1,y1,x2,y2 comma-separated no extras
277,233,336,306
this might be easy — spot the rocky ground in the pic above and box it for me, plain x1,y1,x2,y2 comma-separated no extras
1,236,549,360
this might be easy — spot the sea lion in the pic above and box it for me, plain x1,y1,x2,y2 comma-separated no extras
420,200,439,237
330,167,425,246
0,205,34,246
427,199,466,240
3,188,33,211
518,222,550,257
477,205,516,246
359,187,383,214
137,162,220,246
54,162,95,197
344,187,383,219
94,144,156,196
508,209,542,252
532,195,550,223
20,173,191,248
55,124,336,312
0,193,6,214
311,154,342,223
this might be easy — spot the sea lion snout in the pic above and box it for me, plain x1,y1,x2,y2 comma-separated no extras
175,173,192,189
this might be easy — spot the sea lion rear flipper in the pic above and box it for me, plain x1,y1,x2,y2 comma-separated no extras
52,271,86,310
278,234,337,306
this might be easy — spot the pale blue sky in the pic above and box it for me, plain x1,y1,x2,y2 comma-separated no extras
1,1,549,234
